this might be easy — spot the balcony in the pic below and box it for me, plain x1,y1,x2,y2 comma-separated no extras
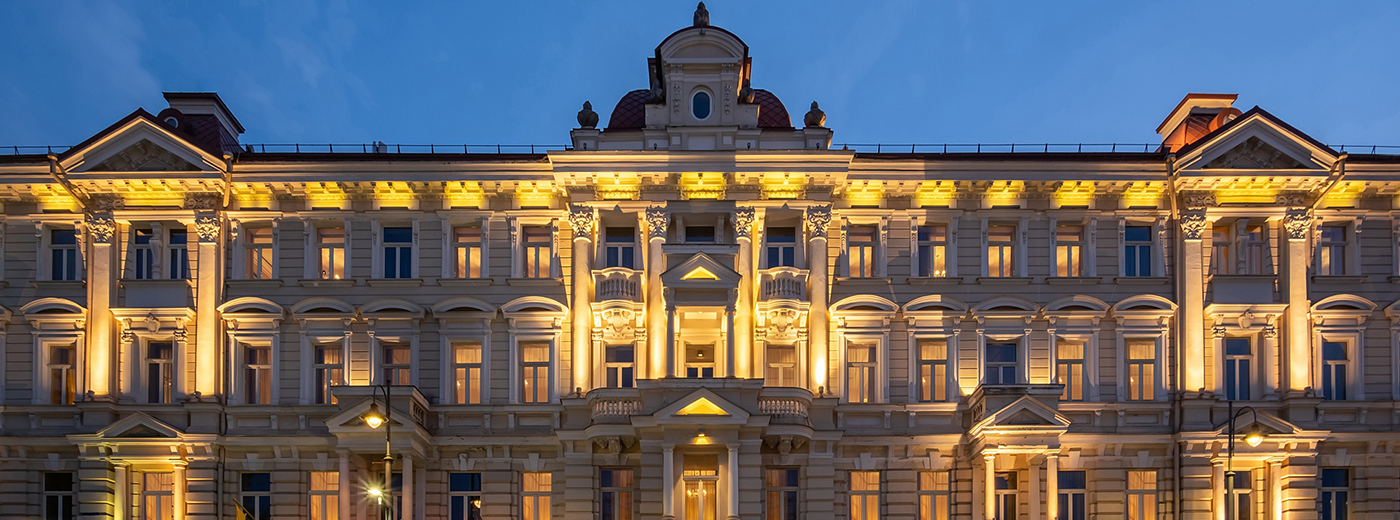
594,267,642,302
759,267,809,301
1209,274,1276,304
758,387,812,422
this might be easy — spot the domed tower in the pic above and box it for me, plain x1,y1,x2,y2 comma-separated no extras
571,3,832,151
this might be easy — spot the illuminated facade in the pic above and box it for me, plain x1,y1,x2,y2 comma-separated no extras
5,7,1400,520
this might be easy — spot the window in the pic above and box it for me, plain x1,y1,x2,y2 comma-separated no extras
241,473,272,520
846,342,877,403
605,227,636,269
1319,225,1347,275
1224,338,1252,401
766,344,798,387
686,342,716,378
917,471,949,520
143,472,175,520
1123,225,1152,277
605,344,634,388
168,229,189,279
692,91,712,120
985,342,1017,385
684,462,718,520
601,469,634,520
453,342,484,404
310,471,339,520
243,344,271,405
1226,470,1251,520
686,225,716,244
381,343,410,386
1126,470,1157,520
987,224,1016,277
520,341,550,403
1210,226,1232,275
1055,224,1084,277
1125,339,1156,401
51,229,80,281
44,472,74,520
1058,471,1087,520
1056,339,1085,401
522,472,551,520
317,227,345,280
1322,341,1348,401
454,226,484,278
449,473,483,520
522,225,552,278
146,342,174,404
849,471,880,520
245,227,274,279
313,344,343,405
1240,225,1265,274
847,225,877,277
766,468,799,520
917,224,947,277
132,228,155,279
766,227,796,268
1319,468,1348,520
994,472,1016,520
49,344,76,405
383,227,413,279
917,339,947,402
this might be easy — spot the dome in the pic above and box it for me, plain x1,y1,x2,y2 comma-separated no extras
753,89,792,129
606,90,651,131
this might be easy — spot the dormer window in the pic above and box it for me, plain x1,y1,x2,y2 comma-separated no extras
692,91,711,120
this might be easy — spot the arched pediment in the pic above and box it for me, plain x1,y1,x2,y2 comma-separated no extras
1045,295,1110,313
1111,294,1177,312
832,295,898,314
902,295,968,314
21,297,86,315
290,297,356,315
973,296,1039,314
502,296,568,315
1312,294,1376,312
431,296,498,315
656,26,748,63
217,297,284,315
359,298,426,317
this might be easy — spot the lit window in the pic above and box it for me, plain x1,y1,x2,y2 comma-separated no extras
605,227,636,269
243,344,271,405
1319,225,1347,276
146,342,174,404
1240,225,1265,274
240,473,271,520
143,472,175,520
987,225,1016,277
522,225,552,278
313,344,343,405
1224,338,1252,401
169,229,189,279
766,344,798,387
132,229,155,279
1210,226,1232,275
917,471,949,520
453,342,484,404
522,472,551,520
601,469,634,520
48,344,76,405
1123,225,1152,277
692,91,711,120
1055,224,1084,277
985,342,1017,385
1319,468,1349,520
917,339,947,402
994,472,1017,520
51,229,80,281
1058,471,1087,520
849,471,880,520
449,473,483,520
766,468,799,520
44,472,74,520
310,471,339,520
847,225,877,277
1226,471,1252,520
846,342,877,403
684,461,718,520
382,227,413,279
245,227,274,279
317,227,345,280
917,224,947,277
1127,470,1157,520
605,345,634,388
1126,339,1155,401
520,341,550,403
454,226,484,278
1322,341,1348,401
766,227,796,268
1056,339,1085,401
686,343,716,378
381,343,410,386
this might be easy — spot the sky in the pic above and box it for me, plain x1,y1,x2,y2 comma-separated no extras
2,0,1398,150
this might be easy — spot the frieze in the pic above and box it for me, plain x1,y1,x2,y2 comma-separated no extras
1181,191,1216,208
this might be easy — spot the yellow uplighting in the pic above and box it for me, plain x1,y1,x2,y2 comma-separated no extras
984,181,1024,206
373,181,416,206
1053,181,1095,207
516,182,556,208
681,267,720,280
444,181,486,208
674,397,728,416
306,182,349,208
1120,181,1165,208
1323,181,1364,207
680,172,726,199
914,180,956,207
1214,178,1278,204
760,172,805,199
845,180,884,206
596,173,640,200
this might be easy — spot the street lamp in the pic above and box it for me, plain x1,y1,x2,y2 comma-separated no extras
1223,400,1265,520
362,384,393,520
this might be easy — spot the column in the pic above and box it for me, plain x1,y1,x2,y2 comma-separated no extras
174,464,187,520
1282,209,1311,395
1212,461,1226,520
725,302,737,377
732,207,755,377
568,205,595,392
1269,460,1282,520
665,290,677,377
85,213,118,400
193,213,221,399
1179,210,1209,394
646,207,670,378
401,453,415,520
1046,453,1059,520
663,445,676,520
114,462,128,520
805,205,832,393
339,451,352,520
983,454,996,520
1028,458,1041,520
727,445,741,520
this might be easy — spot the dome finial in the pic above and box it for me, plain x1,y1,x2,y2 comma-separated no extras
804,101,826,128
694,2,709,27
577,101,598,129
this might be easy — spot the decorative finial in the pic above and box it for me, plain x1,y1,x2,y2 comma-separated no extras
738,79,754,104
577,101,598,129
804,101,826,128
694,2,709,27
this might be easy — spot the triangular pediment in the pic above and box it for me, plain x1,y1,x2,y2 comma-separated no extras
969,396,1071,437
1210,410,1302,438
653,388,750,424
88,138,201,172
661,252,741,287
59,111,223,173
325,397,415,432
1176,108,1336,172
94,412,183,439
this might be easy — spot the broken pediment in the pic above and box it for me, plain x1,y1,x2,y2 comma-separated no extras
1203,136,1305,170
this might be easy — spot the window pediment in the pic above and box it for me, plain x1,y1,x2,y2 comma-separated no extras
661,252,740,287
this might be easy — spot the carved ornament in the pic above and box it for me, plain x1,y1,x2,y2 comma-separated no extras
805,205,832,238
567,204,595,238
85,214,116,244
1179,210,1208,240
1181,191,1216,208
645,207,670,240
195,214,220,243
1284,209,1313,240
731,206,755,239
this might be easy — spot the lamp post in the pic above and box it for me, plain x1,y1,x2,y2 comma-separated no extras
361,384,392,520
1223,400,1265,520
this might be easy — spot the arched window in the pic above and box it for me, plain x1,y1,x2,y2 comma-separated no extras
692,91,711,120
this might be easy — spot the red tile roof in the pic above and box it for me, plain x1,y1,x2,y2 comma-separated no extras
753,89,791,129
606,89,651,131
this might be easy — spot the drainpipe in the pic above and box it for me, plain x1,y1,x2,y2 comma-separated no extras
47,154,89,210
221,153,234,208
1309,152,1348,211
1164,153,1184,520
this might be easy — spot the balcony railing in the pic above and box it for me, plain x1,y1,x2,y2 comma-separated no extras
591,398,641,418
759,267,809,301
758,387,813,419
593,267,642,302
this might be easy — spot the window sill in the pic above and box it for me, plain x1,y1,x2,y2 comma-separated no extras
1311,275,1367,284
834,277,892,286
298,278,357,288
508,278,564,287
976,276,1033,286
1114,276,1171,285
119,278,194,288
908,276,962,286
367,278,424,288
228,279,285,289
1045,276,1106,285
31,280,83,290
439,278,495,287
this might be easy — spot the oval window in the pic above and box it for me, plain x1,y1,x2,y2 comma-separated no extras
692,91,711,120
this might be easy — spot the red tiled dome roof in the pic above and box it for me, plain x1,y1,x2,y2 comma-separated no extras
753,89,791,129
607,89,651,131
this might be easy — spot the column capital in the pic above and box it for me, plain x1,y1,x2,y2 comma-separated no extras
194,213,221,243
567,204,596,239
1179,209,1209,240
805,204,832,238
646,206,670,240
1283,208,1313,241
85,212,117,244
731,206,756,240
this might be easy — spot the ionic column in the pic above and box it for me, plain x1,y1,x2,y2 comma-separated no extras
646,207,670,378
338,451,352,520
1179,210,1209,393
983,454,996,520
174,463,187,520
805,205,832,393
727,445,741,520
663,444,676,520
1046,453,1059,520
568,205,596,393
85,213,117,400
1282,210,1312,394
402,453,415,520
732,207,756,377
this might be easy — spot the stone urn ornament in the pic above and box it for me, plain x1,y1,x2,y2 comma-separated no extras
804,101,826,128
577,101,599,129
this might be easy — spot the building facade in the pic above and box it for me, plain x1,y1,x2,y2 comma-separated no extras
3,7,1400,520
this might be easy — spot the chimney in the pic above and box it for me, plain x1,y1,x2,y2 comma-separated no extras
162,92,244,154
1157,94,1241,152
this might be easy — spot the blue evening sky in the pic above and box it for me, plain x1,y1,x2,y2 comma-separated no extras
2,1,1398,150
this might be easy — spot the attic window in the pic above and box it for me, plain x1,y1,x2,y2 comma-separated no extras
164,117,178,128
692,91,711,120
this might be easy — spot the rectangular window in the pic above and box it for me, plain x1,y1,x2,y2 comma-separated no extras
685,341,716,378
383,227,413,279
1055,224,1084,277
1123,225,1152,277
449,472,482,520
146,342,174,404
1056,339,1085,401
522,225,552,278
318,227,346,280
453,342,484,404
1126,470,1157,520
1322,341,1348,401
1210,226,1232,275
132,228,155,279
1126,339,1156,401
1240,225,1265,275
994,472,1017,520
917,224,948,277
44,472,74,520
49,344,77,405
1058,471,1087,520
313,344,343,405
168,229,189,279
683,464,719,520
846,342,877,403
766,227,796,268
765,468,799,520
605,227,637,269
454,226,484,278
917,471,949,520
605,344,635,389
245,227,274,279
847,225,877,278
1224,338,1252,401
1319,225,1347,276
1227,470,1252,520
766,344,798,387
849,471,879,520
310,471,339,520
987,224,1016,277
917,339,947,402
522,472,551,520
51,229,80,281
381,343,410,386
240,473,272,520
243,344,271,405
685,225,716,244
985,342,1017,385
1319,468,1348,520
521,341,550,403
143,472,175,520
601,469,634,520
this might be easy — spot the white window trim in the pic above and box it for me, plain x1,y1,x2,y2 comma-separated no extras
1211,322,1275,402
510,333,559,404
838,217,889,278
759,219,805,269
34,334,82,405
838,332,889,403
440,215,491,279
302,217,352,280
440,330,492,405
977,333,1027,385
1312,217,1363,276
910,215,958,278
1049,216,1096,277
510,216,560,279
1114,322,1170,403
979,216,1028,277
371,218,420,279
1311,308,1368,401
228,335,279,406
1117,217,1167,278
370,330,420,387
300,331,351,405
125,331,185,404
230,218,281,280
1050,332,1098,402
909,332,956,403
35,219,87,281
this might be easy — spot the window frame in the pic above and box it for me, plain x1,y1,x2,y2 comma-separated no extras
765,468,799,520
765,342,799,388
1319,468,1349,520
44,472,75,520
1222,336,1255,401
603,226,638,270
128,225,157,280
240,341,274,405
604,343,636,389
600,468,634,520
842,333,887,404
844,222,879,278
305,220,349,280
1121,221,1155,277
450,340,486,404
47,226,83,282
763,225,798,269
167,228,190,279
374,220,418,280
1126,469,1157,520
450,223,487,279
240,472,272,520
521,472,552,520
439,318,492,406
517,338,554,404
142,472,175,520
982,337,1022,385
377,338,413,387
301,332,349,405
1055,337,1087,401
1057,470,1088,520
913,220,951,278
917,471,949,520
916,337,950,403
1050,218,1094,278
46,342,78,405
238,223,278,280
449,472,483,520
1124,337,1159,402
994,471,1017,520
517,221,557,279
982,218,1023,278
1314,218,1361,277
848,470,880,520
309,470,340,520
141,338,177,404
